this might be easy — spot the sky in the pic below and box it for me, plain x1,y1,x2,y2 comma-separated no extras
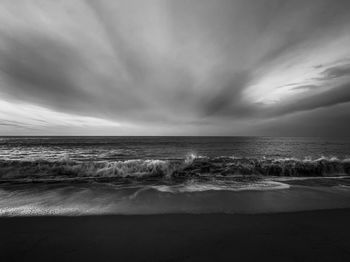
0,0,350,136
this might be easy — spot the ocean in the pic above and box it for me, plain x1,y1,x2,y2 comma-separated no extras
1,136,350,215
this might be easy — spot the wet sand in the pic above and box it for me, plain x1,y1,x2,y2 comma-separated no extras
1,209,350,261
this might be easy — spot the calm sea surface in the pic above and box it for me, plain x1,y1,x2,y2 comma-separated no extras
1,136,350,161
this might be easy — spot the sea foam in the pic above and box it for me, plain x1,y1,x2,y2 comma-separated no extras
0,156,349,183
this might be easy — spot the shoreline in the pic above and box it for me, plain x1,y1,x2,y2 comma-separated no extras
2,184,350,216
1,208,350,261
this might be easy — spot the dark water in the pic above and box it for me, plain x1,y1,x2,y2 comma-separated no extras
2,136,350,161
1,136,350,215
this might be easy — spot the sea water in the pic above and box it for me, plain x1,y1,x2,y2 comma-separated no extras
1,136,350,215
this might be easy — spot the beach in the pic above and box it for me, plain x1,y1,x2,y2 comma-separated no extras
1,209,350,261
1,137,350,261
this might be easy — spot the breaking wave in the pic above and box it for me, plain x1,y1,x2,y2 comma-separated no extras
0,155,350,183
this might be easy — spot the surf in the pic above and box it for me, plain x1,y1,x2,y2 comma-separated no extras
1,156,350,183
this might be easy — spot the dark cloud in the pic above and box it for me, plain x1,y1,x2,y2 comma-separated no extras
276,84,319,91
256,0,350,66
200,80,350,121
256,102,350,137
201,71,251,116
0,0,350,135
0,31,150,122
265,82,350,117
165,0,350,120
0,33,93,110
320,64,350,80
290,85,319,91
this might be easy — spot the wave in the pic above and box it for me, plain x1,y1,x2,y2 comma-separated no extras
151,180,290,193
0,156,350,183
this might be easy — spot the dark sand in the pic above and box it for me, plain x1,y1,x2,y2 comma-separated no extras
1,209,350,262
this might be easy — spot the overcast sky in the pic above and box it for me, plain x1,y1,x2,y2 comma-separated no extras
0,0,350,136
